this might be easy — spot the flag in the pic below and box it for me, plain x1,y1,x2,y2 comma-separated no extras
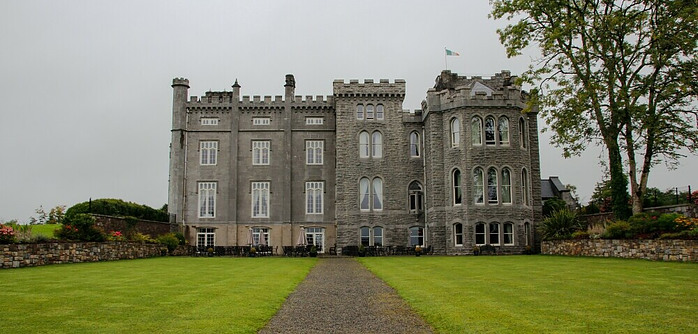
445,48,460,56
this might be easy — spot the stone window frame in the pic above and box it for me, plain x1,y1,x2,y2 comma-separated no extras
200,117,219,126
199,140,218,166
366,104,375,120
196,227,215,247
471,116,483,146
375,104,385,120
305,140,324,165
359,177,383,212
360,226,370,246
305,116,324,125
475,222,486,245
489,222,501,246
503,222,515,245
409,131,420,157
251,181,270,218
359,130,383,159
521,168,531,206
356,104,365,120
198,182,217,218
524,221,532,246
485,116,496,146
371,131,383,158
450,117,461,148
501,167,513,204
473,167,485,205
409,226,424,247
453,223,464,247
487,167,499,204
373,226,384,246
519,117,528,149
408,181,423,213
252,140,271,165
356,103,385,121
305,181,324,215
452,168,463,205
498,116,510,146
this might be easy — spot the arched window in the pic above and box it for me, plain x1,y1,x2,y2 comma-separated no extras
372,131,383,158
498,116,509,145
409,181,423,213
359,131,369,158
366,104,375,119
360,226,370,246
450,118,461,147
489,222,500,245
409,226,424,246
454,223,463,246
372,178,383,211
373,227,383,246
376,104,384,120
409,131,420,157
471,116,483,145
485,116,496,145
356,104,364,120
503,223,514,245
473,167,484,204
359,178,370,210
475,223,486,245
501,168,512,204
522,168,530,206
452,169,462,205
487,167,498,204
519,118,528,149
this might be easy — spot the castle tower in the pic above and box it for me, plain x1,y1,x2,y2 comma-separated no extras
168,78,189,223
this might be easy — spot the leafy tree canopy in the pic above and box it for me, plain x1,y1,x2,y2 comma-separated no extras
491,0,698,218
65,199,168,222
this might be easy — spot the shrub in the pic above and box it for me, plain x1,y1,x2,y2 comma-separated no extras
157,233,179,253
601,221,632,239
543,198,567,217
55,214,106,242
173,232,186,245
539,209,584,240
0,224,16,244
65,199,168,222
129,232,156,243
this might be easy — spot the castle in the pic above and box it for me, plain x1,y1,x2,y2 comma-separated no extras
168,71,542,254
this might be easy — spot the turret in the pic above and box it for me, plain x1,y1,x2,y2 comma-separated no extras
284,74,295,100
232,79,241,101
171,78,190,130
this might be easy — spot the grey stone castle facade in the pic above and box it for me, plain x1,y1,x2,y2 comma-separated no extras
168,71,542,254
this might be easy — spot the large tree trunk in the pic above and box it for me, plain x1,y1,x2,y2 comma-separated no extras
607,140,631,220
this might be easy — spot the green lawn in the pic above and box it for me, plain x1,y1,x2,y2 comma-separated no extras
0,257,316,333
358,255,698,333
30,223,61,238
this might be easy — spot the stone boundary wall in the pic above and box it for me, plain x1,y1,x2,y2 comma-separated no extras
92,214,176,237
542,239,697,262
0,242,184,269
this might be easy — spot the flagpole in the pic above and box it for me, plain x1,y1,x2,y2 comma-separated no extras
444,47,448,70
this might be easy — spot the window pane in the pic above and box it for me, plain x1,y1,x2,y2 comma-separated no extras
451,118,460,147
360,178,370,210
357,105,364,120
504,223,514,245
485,117,495,145
474,168,484,204
373,227,383,246
359,132,369,158
490,223,500,245
360,227,370,246
376,104,384,120
475,223,486,245
372,178,383,210
501,168,512,204
519,118,527,148
366,104,374,119
372,132,382,158
410,132,420,157
472,117,482,145
454,223,463,245
488,168,498,203
453,169,462,205
498,117,509,145
409,227,423,246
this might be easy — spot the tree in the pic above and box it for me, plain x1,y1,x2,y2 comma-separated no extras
491,0,698,219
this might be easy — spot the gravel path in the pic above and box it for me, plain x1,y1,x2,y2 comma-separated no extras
259,257,434,334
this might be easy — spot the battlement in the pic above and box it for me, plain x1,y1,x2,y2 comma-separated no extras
332,78,406,97
433,70,518,92
427,70,529,107
172,77,190,88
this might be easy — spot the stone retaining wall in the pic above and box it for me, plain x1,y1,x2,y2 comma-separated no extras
1,242,172,269
542,239,697,262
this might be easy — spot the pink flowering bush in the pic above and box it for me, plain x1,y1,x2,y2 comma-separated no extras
0,224,16,244
107,231,125,241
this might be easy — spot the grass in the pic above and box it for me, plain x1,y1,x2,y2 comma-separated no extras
358,255,698,333
30,223,61,238
0,257,316,333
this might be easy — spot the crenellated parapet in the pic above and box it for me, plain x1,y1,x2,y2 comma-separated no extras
426,70,530,112
332,78,406,98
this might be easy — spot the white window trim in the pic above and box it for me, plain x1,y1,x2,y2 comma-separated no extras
198,182,217,218
409,132,420,157
251,182,270,218
305,117,324,125
489,222,501,246
501,168,512,205
196,228,215,247
451,118,460,148
252,117,271,126
498,116,510,146
376,104,385,120
487,167,499,204
453,169,462,206
252,140,270,165
201,118,219,126
200,141,218,166
503,223,515,245
305,181,324,215
454,223,464,247
306,140,324,165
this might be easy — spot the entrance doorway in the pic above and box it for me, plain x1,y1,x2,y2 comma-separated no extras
305,227,325,253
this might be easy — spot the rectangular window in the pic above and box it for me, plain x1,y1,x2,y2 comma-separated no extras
475,224,486,245
252,227,269,246
503,223,514,245
306,140,324,165
252,117,271,126
251,182,270,218
196,228,215,247
360,227,370,246
305,181,324,214
252,141,270,165
198,182,216,218
200,141,218,165
201,118,219,126
489,223,500,245
454,224,464,246
305,117,324,125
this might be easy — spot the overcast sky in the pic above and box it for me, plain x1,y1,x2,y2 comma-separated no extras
1,0,695,222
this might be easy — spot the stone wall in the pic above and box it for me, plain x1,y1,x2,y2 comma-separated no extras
1,242,171,269
542,239,697,262
92,214,176,237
